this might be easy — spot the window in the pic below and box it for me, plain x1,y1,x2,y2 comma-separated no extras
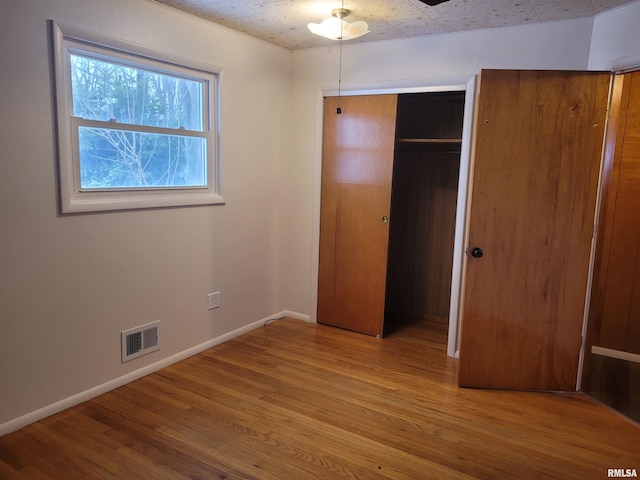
52,21,223,213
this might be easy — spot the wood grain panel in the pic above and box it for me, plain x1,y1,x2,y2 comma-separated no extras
596,71,640,354
459,70,611,391
585,353,640,423
385,149,460,322
317,94,397,336
1,318,639,479
582,72,629,387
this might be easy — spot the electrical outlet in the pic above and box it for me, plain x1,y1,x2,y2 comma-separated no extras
208,291,221,310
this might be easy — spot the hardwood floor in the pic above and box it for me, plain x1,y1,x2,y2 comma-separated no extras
1,318,639,479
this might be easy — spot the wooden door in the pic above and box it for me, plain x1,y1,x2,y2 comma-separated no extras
459,70,611,391
317,94,397,336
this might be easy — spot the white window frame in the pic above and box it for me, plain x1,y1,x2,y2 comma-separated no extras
51,21,224,214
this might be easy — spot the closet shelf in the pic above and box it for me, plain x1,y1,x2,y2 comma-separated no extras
396,138,462,144
396,138,462,152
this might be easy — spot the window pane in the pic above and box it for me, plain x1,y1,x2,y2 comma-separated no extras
70,54,204,131
78,127,206,188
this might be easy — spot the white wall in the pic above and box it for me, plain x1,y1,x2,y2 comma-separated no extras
285,18,595,320
588,0,640,70
0,0,293,430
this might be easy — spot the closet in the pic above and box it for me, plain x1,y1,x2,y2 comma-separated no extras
319,69,631,398
317,91,465,338
384,92,464,334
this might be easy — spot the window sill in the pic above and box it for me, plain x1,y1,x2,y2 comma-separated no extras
61,189,225,214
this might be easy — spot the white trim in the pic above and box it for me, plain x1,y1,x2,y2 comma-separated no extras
277,310,312,323
592,346,640,364
447,76,476,359
310,76,476,358
62,189,226,214
576,73,615,391
320,75,479,97
309,86,325,326
0,310,310,437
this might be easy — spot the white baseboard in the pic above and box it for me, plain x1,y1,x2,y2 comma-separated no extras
276,310,312,323
0,310,309,437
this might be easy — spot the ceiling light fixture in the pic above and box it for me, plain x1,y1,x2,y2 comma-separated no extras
307,8,369,41
417,0,450,5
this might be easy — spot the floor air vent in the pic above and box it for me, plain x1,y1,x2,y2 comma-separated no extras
121,320,160,362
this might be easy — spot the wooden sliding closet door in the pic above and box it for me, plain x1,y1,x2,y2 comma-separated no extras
317,95,397,336
459,70,611,391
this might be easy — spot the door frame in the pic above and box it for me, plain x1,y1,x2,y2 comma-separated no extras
309,75,477,357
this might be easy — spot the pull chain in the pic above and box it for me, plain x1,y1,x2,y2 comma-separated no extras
336,0,345,114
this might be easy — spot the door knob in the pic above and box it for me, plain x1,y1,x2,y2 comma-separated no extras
382,215,389,223
471,247,483,258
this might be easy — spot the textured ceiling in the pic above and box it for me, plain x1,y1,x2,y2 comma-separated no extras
152,0,635,50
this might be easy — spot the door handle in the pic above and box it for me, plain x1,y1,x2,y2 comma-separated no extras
471,247,483,258
382,215,389,223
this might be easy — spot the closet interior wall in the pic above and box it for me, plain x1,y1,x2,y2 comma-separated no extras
584,70,640,423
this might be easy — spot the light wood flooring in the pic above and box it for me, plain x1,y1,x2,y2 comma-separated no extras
1,318,639,479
